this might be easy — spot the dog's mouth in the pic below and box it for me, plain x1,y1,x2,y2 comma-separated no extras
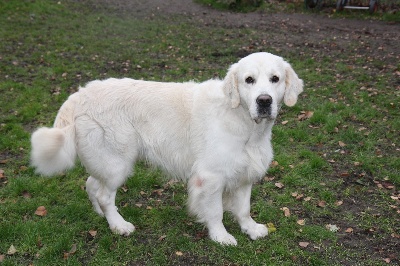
254,112,276,124
254,106,275,124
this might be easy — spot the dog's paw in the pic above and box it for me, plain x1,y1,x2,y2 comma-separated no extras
210,232,238,246
243,223,268,240
110,221,135,236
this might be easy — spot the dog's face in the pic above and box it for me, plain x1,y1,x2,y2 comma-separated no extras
223,52,304,123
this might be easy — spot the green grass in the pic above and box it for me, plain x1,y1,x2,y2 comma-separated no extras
1,0,399,265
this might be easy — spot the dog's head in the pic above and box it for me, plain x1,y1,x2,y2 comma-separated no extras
223,52,303,123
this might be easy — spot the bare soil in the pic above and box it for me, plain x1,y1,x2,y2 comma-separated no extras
92,0,399,62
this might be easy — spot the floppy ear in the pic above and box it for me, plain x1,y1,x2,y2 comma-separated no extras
284,63,304,106
222,63,240,108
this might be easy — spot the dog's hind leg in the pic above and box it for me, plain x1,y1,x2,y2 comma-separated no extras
95,174,135,236
76,117,137,236
86,176,104,216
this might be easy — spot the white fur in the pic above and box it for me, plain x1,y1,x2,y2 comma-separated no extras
30,52,303,245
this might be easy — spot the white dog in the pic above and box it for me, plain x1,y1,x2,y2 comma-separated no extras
31,52,303,245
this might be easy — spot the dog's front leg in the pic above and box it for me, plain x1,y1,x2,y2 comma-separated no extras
188,175,237,246
226,182,268,240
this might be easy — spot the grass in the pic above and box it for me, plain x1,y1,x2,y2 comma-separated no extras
0,0,399,265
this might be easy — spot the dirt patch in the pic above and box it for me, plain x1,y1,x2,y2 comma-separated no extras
90,0,399,63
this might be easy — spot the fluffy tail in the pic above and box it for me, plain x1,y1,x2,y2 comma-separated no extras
31,95,78,176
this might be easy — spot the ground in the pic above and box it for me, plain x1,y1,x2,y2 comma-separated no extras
89,0,400,263
0,0,399,264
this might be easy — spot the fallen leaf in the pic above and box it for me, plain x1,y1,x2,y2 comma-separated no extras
298,111,314,121
158,235,167,241
69,244,77,254
275,182,284,189
281,120,289,125
304,197,311,201
299,242,309,248
34,206,47,216
280,207,290,217
88,230,97,237
264,176,275,181
345,228,354,233
175,251,183,256
270,161,279,167
266,223,277,233
317,201,326,208
0,254,4,262
152,189,164,196
297,219,305,226
135,203,143,207
7,245,17,255
22,190,32,199
340,172,350,177
335,200,343,206
383,258,391,263
338,141,346,147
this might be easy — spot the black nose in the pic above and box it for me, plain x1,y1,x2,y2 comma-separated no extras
256,94,272,107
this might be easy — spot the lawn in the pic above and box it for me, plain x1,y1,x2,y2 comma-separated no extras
0,0,399,265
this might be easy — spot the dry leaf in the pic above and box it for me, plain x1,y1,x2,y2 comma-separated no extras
158,235,167,241
335,200,343,206
175,251,183,256
338,141,346,147
270,161,279,167
281,120,289,125
280,207,290,217
69,244,77,254
297,219,305,226
345,228,354,233
275,182,284,189
35,206,47,216
7,245,17,255
298,111,314,121
22,190,32,199
88,230,97,237
0,254,5,262
299,242,309,248
383,258,391,263
317,201,326,208
304,197,311,201
264,176,275,181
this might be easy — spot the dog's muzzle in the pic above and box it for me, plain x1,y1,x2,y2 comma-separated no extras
256,94,272,118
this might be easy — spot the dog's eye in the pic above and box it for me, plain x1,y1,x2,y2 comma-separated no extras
270,75,279,83
245,76,255,84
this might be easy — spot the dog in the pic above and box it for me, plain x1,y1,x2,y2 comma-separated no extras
31,52,303,245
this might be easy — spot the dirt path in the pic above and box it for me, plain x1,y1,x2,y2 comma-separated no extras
94,0,399,63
